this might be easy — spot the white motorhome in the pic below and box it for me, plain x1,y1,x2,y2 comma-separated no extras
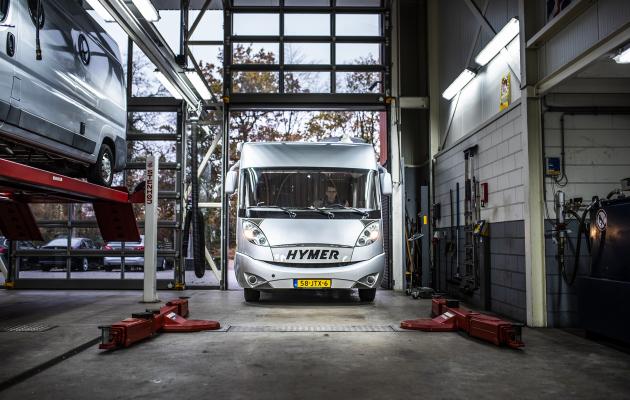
225,142,392,302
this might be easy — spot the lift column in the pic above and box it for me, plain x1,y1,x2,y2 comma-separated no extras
143,154,159,303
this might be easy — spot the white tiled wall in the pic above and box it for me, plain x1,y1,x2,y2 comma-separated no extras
434,104,524,226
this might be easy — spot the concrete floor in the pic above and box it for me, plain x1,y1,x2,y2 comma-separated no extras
0,289,628,400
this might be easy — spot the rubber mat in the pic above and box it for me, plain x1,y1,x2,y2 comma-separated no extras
0,322,57,332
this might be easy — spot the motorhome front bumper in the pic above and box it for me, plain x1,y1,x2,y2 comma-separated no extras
234,252,385,289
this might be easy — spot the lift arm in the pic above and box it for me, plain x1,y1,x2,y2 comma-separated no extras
0,159,142,242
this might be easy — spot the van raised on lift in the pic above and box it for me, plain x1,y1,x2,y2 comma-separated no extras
0,0,127,186
225,142,393,302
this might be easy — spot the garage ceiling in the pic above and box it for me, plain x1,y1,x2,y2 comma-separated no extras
151,0,223,10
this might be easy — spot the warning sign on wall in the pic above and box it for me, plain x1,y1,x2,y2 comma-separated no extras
500,73,511,111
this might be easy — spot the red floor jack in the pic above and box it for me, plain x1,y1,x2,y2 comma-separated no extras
99,298,220,350
400,297,524,349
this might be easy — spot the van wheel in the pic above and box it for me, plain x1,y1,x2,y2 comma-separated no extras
358,288,376,302
244,288,260,302
88,143,114,187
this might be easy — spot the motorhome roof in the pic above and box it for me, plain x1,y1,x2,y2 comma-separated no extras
239,142,379,170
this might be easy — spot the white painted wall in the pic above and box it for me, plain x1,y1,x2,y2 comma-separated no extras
434,104,525,226
542,0,630,78
443,37,522,149
544,112,630,216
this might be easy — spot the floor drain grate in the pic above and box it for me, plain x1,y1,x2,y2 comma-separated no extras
0,323,57,332
228,325,395,332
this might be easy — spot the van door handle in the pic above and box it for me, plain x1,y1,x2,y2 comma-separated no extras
6,32,15,57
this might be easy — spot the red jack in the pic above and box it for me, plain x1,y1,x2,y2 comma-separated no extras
401,297,524,349
99,298,220,350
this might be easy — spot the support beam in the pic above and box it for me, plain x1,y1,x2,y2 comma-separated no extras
390,0,404,291
98,0,203,110
526,0,595,48
428,0,440,289
463,0,496,36
536,22,630,95
519,0,547,327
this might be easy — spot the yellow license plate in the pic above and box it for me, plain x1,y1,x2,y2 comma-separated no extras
294,279,331,289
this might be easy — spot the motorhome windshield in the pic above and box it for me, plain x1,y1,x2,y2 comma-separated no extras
240,168,380,218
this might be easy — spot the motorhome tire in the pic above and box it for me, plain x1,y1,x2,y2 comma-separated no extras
359,288,376,302
244,288,260,302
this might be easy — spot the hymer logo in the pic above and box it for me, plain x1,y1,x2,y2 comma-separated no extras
287,249,340,260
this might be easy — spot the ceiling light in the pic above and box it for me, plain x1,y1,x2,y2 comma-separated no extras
613,47,630,64
85,0,115,22
155,71,183,99
442,69,476,100
475,18,520,66
185,71,212,100
131,0,160,22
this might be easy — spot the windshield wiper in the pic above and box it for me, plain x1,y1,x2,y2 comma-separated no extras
307,206,335,219
325,203,369,219
249,204,296,218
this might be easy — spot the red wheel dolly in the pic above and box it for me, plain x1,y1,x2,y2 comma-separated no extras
401,297,524,349
99,298,220,350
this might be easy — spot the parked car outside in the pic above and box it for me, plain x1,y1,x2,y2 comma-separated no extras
38,237,101,272
0,0,127,186
103,235,173,271
0,236,39,270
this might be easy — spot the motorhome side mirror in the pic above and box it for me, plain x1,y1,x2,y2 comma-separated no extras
225,170,237,194
380,171,392,195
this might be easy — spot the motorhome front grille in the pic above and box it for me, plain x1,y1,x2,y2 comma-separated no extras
273,262,356,268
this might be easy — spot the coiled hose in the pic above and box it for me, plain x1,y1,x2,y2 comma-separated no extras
563,201,596,285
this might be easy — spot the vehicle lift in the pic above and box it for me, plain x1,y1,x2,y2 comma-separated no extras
0,156,220,348
400,297,524,349
0,157,144,286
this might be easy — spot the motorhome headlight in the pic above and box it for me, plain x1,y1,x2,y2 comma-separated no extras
242,220,269,246
355,222,380,247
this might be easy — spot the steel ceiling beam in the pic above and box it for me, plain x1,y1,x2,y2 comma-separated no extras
97,0,203,112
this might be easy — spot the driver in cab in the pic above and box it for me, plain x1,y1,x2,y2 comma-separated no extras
313,184,349,208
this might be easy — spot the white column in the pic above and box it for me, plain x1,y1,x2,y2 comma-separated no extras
519,0,547,327
143,153,159,303
390,0,405,291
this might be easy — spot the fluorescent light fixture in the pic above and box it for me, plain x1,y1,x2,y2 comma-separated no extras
131,0,160,22
442,69,476,100
613,47,630,64
475,17,520,66
155,71,183,99
185,71,212,100
86,0,115,22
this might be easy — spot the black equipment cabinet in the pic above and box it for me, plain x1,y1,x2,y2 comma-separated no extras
578,197,630,344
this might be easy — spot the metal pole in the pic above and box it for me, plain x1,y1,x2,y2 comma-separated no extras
220,5,232,291
220,105,229,290
143,153,160,303
178,0,189,67
176,104,187,289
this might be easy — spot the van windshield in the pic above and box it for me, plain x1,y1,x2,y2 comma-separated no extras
240,168,380,214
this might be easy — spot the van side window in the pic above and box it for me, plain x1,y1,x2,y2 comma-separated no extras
0,0,9,22
27,0,44,28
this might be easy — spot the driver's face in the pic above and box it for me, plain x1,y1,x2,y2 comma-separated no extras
325,187,337,202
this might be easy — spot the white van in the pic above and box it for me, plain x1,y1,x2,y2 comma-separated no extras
225,142,392,302
0,0,127,186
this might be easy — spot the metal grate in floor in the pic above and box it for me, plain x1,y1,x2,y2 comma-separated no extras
228,325,396,332
0,323,57,332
